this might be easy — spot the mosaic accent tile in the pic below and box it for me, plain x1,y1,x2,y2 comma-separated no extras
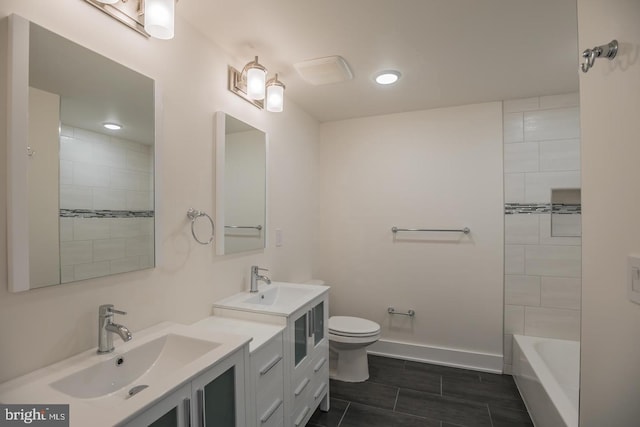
60,209,154,218
505,203,581,215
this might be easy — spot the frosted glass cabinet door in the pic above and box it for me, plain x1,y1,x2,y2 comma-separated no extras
313,301,324,347
191,348,247,427
123,384,191,427
294,312,308,366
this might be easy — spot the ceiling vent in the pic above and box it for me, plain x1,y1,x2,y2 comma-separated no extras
294,56,353,86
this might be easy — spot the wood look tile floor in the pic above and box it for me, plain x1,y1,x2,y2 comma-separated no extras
306,355,533,427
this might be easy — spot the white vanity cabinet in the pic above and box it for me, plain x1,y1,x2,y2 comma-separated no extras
123,346,248,427
289,296,329,427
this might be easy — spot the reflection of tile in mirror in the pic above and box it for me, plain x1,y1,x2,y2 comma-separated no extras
551,188,581,237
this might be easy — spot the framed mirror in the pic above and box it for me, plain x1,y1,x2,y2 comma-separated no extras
214,112,267,255
7,15,158,292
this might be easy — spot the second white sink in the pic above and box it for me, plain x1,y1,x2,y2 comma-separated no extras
243,285,314,306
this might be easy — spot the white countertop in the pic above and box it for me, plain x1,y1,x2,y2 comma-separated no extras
190,316,284,353
0,321,251,427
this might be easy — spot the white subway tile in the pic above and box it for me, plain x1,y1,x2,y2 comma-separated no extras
59,217,73,242
74,261,110,281
505,173,525,203
60,186,92,209
524,307,580,340
59,137,92,163
126,191,153,211
504,97,540,113
109,169,139,190
60,241,93,266
125,236,154,257
503,112,524,143
539,214,582,245
93,239,126,262
60,265,74,283
60,160,73,186
93,140,126,168
60,124,74,138
110,257,141,274
110,218,140,238
505,214,539,244
73,218,110,240
505,275,541,306
139,254,154,268
505,245,526,274
126,150,152,172
539,139,580,172
504,142,538,173
551,214,582,239
539,93,579,109
525,245,581,277
93,188,127,211
524,171,581,203
541,277,582,309
524,107,581,141
505,305,525,335
73,162,110,188
136,173,153,192
112,138,149,154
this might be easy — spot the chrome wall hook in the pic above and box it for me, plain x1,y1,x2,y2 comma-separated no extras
581,40,618,73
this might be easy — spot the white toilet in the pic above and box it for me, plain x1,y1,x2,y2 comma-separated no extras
328,316,381,382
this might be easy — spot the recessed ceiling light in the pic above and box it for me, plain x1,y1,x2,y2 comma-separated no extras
103,123,122,130
374,70,401,85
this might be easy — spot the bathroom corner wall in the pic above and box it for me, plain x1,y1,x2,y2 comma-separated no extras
502,93,582,373
0,0,320,382
318,103,504,370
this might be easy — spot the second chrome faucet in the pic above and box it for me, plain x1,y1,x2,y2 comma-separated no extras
250,265,271,293
97,304,132,354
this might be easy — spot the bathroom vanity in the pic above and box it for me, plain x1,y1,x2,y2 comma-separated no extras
213,281,330,427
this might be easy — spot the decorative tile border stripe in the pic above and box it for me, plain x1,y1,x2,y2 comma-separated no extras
505,203,581,215
60,209,154,218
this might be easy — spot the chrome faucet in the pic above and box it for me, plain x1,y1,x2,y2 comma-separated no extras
250,265,271,293
97,304,132,354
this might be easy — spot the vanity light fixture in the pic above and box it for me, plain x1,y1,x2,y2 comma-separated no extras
266,74,285,113
228,57,286,112
374,70,401,85
84,0,177,40
103,122,122,130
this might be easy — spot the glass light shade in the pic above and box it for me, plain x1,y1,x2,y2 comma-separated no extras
144,0,175,40
266,81,285,112
247,67,266,100
375,70,401,85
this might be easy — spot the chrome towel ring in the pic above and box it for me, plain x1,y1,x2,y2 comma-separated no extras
187,208,214,245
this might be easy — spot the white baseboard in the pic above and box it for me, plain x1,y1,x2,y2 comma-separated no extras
368,339,504,374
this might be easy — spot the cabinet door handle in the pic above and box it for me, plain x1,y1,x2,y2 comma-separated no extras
197,389,205,427
307,310,313,338
259,355,283,376
313,382,327,400
183,398,191,427
260,398,283,424
294,406,310,427
294,377,310,396
313,357,327,373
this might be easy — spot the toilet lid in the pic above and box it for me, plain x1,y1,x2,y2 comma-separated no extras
329,316,380,337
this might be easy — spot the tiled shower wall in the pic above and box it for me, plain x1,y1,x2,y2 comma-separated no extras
58,125,154,283
503,93,582,373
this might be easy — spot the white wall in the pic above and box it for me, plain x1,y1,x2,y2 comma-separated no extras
502,93,582,373
318,103,504,370
0,0,319,382
578,0,640,425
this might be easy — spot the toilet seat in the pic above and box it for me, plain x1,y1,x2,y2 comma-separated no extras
329,316,380,338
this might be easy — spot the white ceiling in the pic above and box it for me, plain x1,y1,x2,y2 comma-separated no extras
178,0,579,122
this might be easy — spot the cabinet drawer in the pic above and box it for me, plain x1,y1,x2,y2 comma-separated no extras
253,332,284,376
292,404,311,427
291,374,311,407
257,396,284,427
256,357,284,418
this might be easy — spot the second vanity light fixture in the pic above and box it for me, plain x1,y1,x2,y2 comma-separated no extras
228,57,286,113
85,0,176,40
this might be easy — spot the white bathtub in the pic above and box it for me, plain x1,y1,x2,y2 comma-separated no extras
512,335,579,427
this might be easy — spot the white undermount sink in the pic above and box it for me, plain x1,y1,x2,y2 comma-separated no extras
51,333,219,400
243,285,315,306
213,281,330,316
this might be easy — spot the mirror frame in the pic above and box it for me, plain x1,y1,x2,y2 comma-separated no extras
214,111,268,255
6,14,163,292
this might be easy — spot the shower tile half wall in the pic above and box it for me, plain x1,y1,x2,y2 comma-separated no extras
502,94,582,374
